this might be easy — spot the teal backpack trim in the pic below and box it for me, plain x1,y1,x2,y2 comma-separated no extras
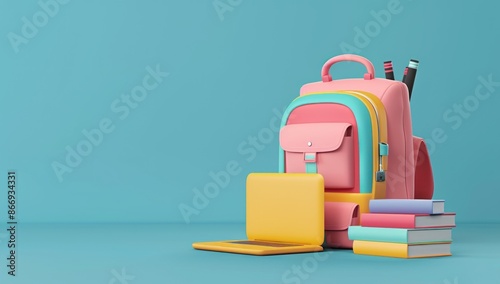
278,94,374,194
305,162,318,173
304,153,318,173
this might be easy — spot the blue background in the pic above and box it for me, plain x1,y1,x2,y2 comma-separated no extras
1,1,500,284
1,0,499,224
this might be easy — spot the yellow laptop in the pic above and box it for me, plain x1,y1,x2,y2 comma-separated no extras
192,173,324,255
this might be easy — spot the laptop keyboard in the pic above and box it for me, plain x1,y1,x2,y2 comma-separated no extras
229,241,302,247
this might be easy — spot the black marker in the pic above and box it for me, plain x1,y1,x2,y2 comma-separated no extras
402,67,408,83
403,59,419,99
384,61,394,80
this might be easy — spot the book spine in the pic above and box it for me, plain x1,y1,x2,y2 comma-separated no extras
348,226,408,243
353,241,408,258
369,200,435,214
360,213,417,228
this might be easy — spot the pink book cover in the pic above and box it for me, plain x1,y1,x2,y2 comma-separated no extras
360,213,456,229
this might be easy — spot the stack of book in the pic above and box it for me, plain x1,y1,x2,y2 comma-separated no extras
348,199,456,258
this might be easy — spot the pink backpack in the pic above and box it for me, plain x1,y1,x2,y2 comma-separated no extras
278,54,434,248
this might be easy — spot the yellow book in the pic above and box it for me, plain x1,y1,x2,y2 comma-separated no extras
353,240,452,258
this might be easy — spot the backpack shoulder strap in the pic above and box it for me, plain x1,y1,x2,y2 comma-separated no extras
413,136,434,199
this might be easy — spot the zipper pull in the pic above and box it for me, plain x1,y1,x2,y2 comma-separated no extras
377,143,389,182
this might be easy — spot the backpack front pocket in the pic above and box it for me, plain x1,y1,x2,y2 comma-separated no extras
280,122,354,189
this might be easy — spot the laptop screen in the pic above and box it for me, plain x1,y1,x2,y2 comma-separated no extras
245,173,324,246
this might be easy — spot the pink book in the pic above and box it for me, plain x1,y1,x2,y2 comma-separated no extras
360,213,456,229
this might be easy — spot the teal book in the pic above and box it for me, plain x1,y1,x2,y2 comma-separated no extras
348,226,452,244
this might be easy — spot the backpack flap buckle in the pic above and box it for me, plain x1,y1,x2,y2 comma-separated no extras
304,152,317,163
304,152,317,173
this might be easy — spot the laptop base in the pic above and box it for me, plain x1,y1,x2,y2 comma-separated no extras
193,240,323,256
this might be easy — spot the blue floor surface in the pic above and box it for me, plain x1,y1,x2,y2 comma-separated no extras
0,223,498,284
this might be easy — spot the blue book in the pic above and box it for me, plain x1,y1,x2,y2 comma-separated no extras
369,199,445,214
348,226,452,244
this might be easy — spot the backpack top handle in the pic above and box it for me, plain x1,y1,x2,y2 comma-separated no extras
321,54,375,82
